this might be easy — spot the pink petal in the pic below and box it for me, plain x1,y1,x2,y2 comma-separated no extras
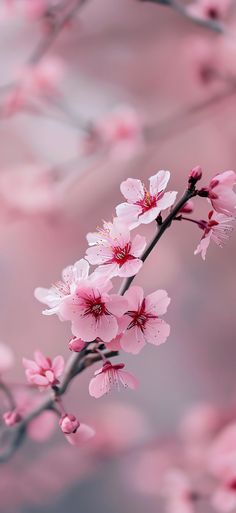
96,314,118,343
131,234,146,256
116,202,141,226
118,369,139,390
120,178,144,203
144,318,170,346
34,351,49,369
120,326,146,354
124,286,144,311
22,357,39,371
149,170,170,195
31,374,49,386
73,259,90,280
156,190,177,211
71,314,97,342
86,245,113,265
52,355,64,378
138,207,160,224
194,232,211,260
108,295,128,317
117,258,143,277
145,289,170,316
89,373,109,398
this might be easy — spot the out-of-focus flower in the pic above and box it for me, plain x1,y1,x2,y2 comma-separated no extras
4,57,64,115
180,402,221,443
0,165,61,219
186,0,231,21
180,200,194,214
208,423,236,512
3,409,22,426
65,423,95,446
60,278,128,343
86,218,146,277
164,469,197,513
0,342,14,374
89,361,138,398
119,286,170,354
23,351,64,388
82,105,142,159
194,210,234,260
35,259,90,316
59,414,80,435
116,170,177,229
208,170,236,216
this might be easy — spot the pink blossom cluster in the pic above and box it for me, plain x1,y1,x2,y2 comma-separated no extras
1,167,235,451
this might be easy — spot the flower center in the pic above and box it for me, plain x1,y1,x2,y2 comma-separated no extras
112,242,134,266
127,299,157,331
83,297,107,318
135,189,164,215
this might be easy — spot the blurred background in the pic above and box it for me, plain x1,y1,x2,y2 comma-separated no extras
0,0,236,512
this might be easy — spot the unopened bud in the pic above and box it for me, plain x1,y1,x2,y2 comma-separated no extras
3,410,22,427
59,414,80,435
189,166,203,185
180,200,194,214
68,338,86,353
198,187,209,198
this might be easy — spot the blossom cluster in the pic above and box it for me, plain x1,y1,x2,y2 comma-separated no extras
1,166,235,449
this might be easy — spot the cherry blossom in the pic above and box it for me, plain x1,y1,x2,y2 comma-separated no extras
208,171,236,217
194,210,234,260
86,218,146,278
68,337,86,352
35,258,90,316
119,286,170,355
164,469,197,513
186,0,231,21
208,423,236,512
89,361,138,398
116,170,177,229
60,278,128,342
0,342,14,374
23,351,64,388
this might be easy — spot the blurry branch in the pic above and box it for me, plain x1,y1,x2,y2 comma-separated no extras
140,0,225,33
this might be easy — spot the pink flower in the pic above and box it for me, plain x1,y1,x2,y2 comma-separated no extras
23,351,64,388
82,105,142,159
65,423,95,446
4,58,64,115
89,361,138,398
0,342,14,373
60,278,128,343
208,423,236,512
119,286,170,354
59,414,80,435
116,170,177,229
35,259,90,316
208,171,236,216
186,0,231,21
86,218,146,278
194,210,234,260
0,165,60,218
164,469,196,513
3,410,22,427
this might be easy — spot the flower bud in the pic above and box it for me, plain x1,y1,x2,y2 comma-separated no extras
68,338,86,353
3,410,22,427
189,166,203,185
59,414,80,435
198,187,210,198
180,200,194,214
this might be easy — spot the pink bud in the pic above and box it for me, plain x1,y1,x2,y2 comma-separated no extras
3,410,22,427
189,166,203,184
180,200,194,214
68,338,86,352
59,414,80,435
198,187,210,198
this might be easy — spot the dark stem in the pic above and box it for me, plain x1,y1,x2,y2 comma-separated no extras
119,185,197,295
